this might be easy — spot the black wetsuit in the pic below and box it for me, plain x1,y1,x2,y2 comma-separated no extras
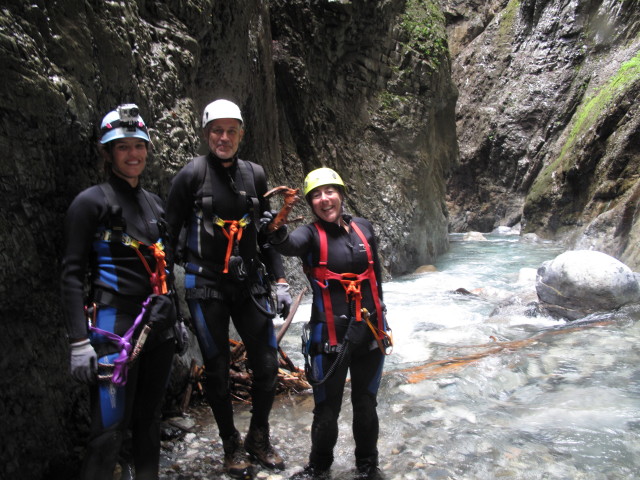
165,153,285,438
271,215,386,471
61,175,176,480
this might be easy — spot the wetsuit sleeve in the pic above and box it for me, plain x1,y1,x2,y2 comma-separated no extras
270,224,316,258
254,164,287,280
165,161,196,267
60,188,103,340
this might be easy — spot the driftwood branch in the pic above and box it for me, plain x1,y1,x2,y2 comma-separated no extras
180,291,312,409
276,286,308,345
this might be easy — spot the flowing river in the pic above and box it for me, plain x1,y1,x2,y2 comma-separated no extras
160,231,640,480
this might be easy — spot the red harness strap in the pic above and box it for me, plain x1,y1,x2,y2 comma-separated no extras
310,221,384,346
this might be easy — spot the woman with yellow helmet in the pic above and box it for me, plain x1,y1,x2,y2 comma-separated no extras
261,167,390,480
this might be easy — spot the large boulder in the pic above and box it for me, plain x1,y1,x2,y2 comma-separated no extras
535,250,640,320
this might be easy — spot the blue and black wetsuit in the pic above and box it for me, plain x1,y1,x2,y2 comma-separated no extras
270,214,386,472
61,174,176,480
166,153,285,438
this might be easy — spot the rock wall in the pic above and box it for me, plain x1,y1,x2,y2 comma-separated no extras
444,0,640,270
270,0,457,276
0,0,456,477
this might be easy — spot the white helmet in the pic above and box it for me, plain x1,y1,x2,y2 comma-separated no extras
202,99,243,128
100,104,150,144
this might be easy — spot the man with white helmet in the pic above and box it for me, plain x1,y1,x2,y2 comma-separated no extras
166,99,291,478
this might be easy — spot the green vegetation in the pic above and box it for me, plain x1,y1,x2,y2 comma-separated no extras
400,0,447,67
527,49,640,205
498,0,520,42
374,91,413,123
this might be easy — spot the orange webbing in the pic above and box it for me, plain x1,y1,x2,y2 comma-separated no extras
134,243,168,295
219,220,244,273
150,243,168,294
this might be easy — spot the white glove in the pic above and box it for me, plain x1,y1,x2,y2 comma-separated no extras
70,339,97,384
275,282,293,318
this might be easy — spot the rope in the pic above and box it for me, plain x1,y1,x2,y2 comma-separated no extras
91,296,152,386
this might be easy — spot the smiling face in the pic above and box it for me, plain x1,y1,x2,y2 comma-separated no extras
107,137,148,186
205,118,244,162
309,184,343,224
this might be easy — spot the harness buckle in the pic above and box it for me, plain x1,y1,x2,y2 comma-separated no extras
322,342,340,354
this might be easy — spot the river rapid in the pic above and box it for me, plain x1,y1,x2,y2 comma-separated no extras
159,231,640,480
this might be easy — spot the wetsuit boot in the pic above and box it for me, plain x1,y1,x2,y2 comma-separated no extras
244,425,285,470
222,430,254,479
289,463,331,479
355,455,384,480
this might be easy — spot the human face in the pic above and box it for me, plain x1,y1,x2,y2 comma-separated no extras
310,184,343,224
108,137,148,187
205,118,244,162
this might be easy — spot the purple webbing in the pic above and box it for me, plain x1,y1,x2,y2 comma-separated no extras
89,296,152,386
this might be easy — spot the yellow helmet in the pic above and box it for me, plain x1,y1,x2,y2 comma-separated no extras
303,167,345,197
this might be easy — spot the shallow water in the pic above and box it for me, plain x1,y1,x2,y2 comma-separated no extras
161,233,640,479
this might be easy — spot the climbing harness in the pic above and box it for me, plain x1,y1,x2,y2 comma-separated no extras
98,182,168,294
99,229,168,295
302,321,351,387
98,230,168,295
308,221,385,347
186,155,280,314
194,155,263,237
302,220,393,386
87,182,172,385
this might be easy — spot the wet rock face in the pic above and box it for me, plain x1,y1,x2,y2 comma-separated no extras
0,1,456,478
445,0,640,270
269,0,457,277
536,250,640,320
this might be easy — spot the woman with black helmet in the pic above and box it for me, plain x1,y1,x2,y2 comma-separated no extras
60,104,184,480
261,167,392,480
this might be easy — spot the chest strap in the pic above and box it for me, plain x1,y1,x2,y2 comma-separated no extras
310,221,383,346
99,230,168,295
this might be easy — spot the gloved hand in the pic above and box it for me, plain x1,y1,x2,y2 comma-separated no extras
175,321,190,356
275,282,293,318
259,210,288,243
70,339,97,384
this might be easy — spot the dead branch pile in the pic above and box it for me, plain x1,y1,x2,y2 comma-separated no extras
229,339,311,402
180,288,311,411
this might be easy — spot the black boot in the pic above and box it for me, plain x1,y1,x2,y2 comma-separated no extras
354,465,384,480
222,431,254,479
289,463,331,479
244,425,285,470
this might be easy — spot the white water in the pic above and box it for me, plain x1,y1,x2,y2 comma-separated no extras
162,232,640,479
